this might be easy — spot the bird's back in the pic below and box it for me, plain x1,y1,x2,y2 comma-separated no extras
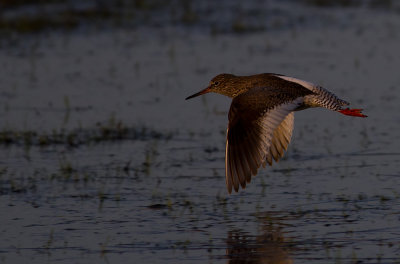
225,73,311,97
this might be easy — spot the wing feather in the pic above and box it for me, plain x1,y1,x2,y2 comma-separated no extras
267,112,294,163
229,146,240,192
225,86,302,192
225,138,233,193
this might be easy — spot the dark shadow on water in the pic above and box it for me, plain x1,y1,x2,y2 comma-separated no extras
226,212,294,264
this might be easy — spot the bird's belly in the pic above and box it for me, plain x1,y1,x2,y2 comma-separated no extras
293,103,310,111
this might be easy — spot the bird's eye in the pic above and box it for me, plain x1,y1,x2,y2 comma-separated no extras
213,81,219,86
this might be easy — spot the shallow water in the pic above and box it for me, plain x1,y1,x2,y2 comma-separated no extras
1,1,400,263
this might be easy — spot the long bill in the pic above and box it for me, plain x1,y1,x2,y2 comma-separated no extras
185,86,212,100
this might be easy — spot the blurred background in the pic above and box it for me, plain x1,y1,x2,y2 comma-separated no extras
0,0,399,263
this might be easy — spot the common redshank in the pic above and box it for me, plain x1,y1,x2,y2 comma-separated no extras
186,73,367,193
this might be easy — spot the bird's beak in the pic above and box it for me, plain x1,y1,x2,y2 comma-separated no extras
185,86,212,100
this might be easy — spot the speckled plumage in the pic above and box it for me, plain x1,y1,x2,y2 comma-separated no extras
186,73,367,193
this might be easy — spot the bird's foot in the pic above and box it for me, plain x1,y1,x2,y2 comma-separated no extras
339,108,367,118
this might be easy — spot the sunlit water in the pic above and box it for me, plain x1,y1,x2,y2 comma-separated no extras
0,1,400,263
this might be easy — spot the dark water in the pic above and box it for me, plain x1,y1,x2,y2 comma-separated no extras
0,1,400,263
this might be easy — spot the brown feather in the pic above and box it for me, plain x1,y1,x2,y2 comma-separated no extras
224,85,308,193
229,146,240,192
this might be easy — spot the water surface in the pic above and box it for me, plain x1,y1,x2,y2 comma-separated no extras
0,1,400,263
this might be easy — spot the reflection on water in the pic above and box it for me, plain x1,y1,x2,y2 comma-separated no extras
226,213,293,264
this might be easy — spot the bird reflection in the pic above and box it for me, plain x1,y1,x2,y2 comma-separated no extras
226,213,293,264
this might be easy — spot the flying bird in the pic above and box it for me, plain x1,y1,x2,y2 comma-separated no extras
186,73,367,193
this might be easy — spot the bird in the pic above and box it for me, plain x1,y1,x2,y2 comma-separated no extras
185,73,367,194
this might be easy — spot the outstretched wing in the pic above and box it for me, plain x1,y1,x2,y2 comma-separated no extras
225,86,309,193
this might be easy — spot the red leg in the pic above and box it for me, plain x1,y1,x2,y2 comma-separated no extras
338,108,367,118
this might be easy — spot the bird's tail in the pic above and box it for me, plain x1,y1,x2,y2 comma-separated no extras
304,85,349,111
303,86,367,117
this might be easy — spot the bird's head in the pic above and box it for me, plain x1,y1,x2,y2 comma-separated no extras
185,73,237,100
